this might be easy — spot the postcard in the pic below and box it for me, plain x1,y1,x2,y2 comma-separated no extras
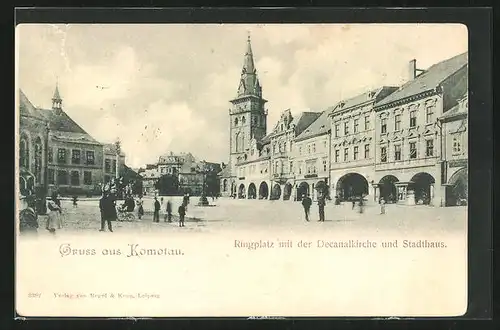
15,23,469,317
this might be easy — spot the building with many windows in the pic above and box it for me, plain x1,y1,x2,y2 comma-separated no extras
328,86,398,202
372,53,468,206
37,85,104,196
219,37,468,208
293,110,331,201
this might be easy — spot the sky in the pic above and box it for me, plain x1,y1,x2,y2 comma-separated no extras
16,24,468,169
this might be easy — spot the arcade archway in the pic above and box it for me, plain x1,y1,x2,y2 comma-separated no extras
222,179,228,192
297,182,309,201
259,181,269,199
315,180,328,199
409,172,435,205
446,168,467,206
379,175,399,203
336,173,369,201
283,183,293,200
238,184,246,199
248,183,257,199
270,184,281,200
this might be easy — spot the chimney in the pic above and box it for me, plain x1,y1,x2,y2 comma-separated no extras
408,59,417,81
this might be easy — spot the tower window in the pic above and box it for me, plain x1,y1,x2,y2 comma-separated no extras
234,118,239,126
242,116,246,124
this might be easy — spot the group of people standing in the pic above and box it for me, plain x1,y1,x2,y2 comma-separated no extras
300,193,387,222
152,193,189,227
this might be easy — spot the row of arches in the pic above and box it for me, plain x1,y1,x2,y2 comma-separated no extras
223,167,467,206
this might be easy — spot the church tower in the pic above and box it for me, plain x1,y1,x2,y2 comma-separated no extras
52,81,63,114
229,34,268,177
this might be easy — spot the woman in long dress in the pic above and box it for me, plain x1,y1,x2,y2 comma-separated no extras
46,195,61,234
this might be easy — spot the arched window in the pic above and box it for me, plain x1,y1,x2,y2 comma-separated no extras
242,116,246,124
235,132,240,152
234,117,239,126
34,137,43,184
241,134,245,151
19,134,29,170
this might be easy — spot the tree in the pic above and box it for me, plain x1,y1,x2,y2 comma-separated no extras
155,174,180,195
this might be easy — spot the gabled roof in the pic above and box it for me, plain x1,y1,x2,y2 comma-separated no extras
38,108,88,134
295,110,330,141
19,90,47,121
375,52,468,108
440,95,468,121
291,112,322,136
330,86,399,114
50,131,101,145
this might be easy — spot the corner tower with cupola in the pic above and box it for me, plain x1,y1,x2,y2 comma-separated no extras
228,34,268,177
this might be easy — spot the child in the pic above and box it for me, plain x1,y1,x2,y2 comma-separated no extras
72,195,78,207
178,203,186,227
379,197,386,215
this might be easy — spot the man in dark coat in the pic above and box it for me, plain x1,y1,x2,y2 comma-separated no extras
153,197,160,223
178,203,186,227
99,194,114,232
301,194,312,222
164,199,172,222
318,196,326,222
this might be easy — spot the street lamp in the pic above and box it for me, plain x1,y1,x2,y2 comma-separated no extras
197,163,212,206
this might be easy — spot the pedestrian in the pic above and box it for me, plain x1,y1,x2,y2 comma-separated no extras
46,194,61,234
358,195,365,214
351,199,356,210
379,197,386,215
153,197,160,223
72,195,78,207
165,199,172,222
318,196,326,222
137,196,144,220
99,193,113,232
178,203,186,227
19,195,39,235
52,192,63,229
301,194,312,222
182,194,189,212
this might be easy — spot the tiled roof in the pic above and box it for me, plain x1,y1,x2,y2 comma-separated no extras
38,108,88,134
295,110,330,141
440,96,468,120
50,131,101,145
19,90,46,121
292,112,322,136
375,52,468,108
330,86,399,113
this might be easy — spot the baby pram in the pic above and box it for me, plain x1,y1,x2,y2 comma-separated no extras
117,197,136,221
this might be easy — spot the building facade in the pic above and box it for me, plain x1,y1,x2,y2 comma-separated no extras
39,85,105,196
292,111,330,201
439,94,468,206
18,90,49,202
372,53,468,206
103,143,126,184
328,87,398,202
218,38,468,208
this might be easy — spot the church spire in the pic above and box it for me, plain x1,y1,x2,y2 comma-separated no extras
237,33,261,98
52,79,62,111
